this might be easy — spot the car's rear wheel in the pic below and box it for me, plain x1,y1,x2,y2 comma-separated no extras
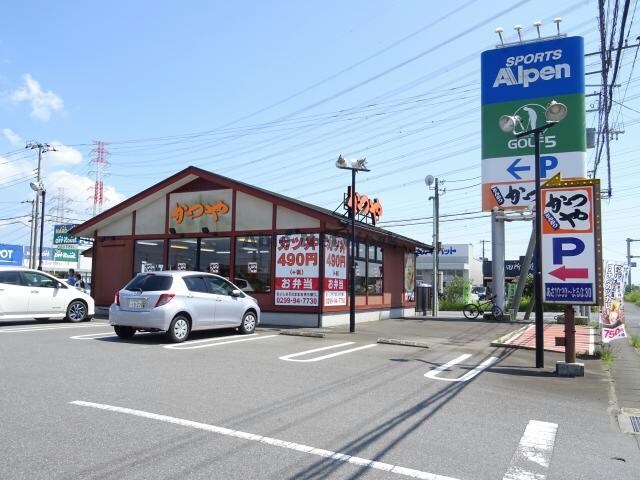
66,300,88,322
114,325,136,339
167,315,190,343
239,311,257,334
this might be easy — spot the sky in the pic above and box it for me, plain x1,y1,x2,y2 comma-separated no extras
1,0,639,283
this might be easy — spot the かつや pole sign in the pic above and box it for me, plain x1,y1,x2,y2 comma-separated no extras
481,36,586,210
540,174,602,305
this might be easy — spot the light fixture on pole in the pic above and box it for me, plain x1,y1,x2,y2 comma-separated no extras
30,181,46,271
336,154,369,333
499,100,567,368
425,174,440,318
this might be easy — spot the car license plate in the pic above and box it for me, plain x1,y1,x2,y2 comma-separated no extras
128,299,146,309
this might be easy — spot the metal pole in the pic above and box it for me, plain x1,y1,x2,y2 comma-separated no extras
32,146,43,269
491,209,505,312
27,200,35,268
534,129,544,368
564,304,576,364
38,189,45,271
434,178,440,317
627,238,632,290
431,196,436,316
510,226,536,320
350,169,356,333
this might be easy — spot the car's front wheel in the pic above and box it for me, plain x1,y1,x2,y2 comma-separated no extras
114,325,136,339
167,315,190,343
66,300,88,323
239,311,257,334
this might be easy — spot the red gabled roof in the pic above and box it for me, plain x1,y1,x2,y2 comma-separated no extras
70,165,431,250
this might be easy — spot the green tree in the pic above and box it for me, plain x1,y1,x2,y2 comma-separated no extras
445,276,471,303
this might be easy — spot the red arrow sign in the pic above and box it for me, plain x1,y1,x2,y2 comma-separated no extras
549,266,589,281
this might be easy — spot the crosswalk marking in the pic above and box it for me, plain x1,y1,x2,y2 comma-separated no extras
502,420,558,480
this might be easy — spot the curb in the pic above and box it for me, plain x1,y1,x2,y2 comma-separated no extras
377,338,429,348
279,330,325,338
490,324,529,347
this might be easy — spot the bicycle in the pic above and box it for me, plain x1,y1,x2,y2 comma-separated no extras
462,295,504,321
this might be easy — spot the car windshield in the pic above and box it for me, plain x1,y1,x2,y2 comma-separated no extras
125,274,173,292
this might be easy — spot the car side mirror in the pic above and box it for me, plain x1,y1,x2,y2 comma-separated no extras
230,289,242,297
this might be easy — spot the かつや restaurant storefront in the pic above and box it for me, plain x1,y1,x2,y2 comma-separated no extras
70,166,429,327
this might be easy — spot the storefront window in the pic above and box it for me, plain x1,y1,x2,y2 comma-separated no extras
199,237,231,278
169,238,197,270
367,245,383,295
355,241,367,295
235,236,272,293
134,239,165,273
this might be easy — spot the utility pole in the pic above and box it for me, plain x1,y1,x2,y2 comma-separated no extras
426,175,443,317
25,142,55,269
480,239,490,261
627,238,639,290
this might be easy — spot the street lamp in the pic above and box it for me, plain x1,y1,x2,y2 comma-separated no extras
30,181,46,271
499,100,567,368
336,154,369,333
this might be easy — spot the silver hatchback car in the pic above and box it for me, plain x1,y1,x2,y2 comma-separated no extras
109,271,260,342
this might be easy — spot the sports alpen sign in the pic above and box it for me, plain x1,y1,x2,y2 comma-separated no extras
481,36,586,211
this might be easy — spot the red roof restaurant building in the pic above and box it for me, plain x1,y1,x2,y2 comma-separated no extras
71,166,430,327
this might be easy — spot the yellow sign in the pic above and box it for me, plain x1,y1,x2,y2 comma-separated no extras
171,201,230,224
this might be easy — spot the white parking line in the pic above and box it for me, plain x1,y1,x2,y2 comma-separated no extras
69,332,117,340
164,334,278,350
0,323,105,333
424,354,499,382
502,420,558,480
70,400,460,480
279,342,378,362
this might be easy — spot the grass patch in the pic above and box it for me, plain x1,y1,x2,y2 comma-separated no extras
625,289,640,307
630,335,640,349
601,346,614,367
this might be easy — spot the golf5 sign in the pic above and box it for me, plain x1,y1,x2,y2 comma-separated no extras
481,36,586,210
540,175,603,305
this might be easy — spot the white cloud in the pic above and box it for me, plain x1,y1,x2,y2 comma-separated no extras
46,170,126,218
0,155,35,187
2,127,22,147
47,141,83,165
10,74,63,121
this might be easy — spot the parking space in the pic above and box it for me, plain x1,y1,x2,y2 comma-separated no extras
1,318,638,480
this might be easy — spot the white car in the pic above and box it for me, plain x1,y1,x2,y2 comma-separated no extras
109,271,261,342
0,267,95,322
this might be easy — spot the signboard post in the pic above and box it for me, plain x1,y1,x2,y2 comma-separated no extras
541,174,602,372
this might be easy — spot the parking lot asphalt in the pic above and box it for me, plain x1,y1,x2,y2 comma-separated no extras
1,317,638,480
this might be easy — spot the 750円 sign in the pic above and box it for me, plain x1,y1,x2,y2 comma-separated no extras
540,175,602,305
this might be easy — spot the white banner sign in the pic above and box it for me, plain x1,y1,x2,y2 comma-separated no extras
275,234,320,306
324,235,347,306
600,262,629,343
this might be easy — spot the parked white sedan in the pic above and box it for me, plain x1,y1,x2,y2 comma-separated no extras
109,271,260,342
0,267,95,322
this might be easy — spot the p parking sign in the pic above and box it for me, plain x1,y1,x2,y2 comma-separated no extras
540,175,603,305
